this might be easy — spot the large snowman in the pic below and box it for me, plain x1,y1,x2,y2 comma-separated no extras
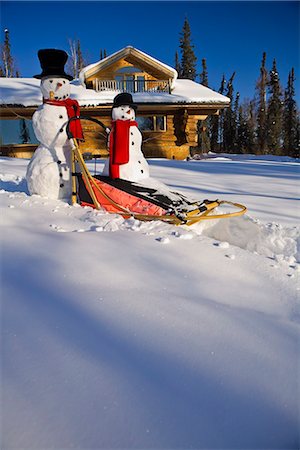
26,49,83,200
102,93,149,182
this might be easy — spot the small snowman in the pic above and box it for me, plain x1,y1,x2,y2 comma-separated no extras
102,93,149,182
26,49,83,200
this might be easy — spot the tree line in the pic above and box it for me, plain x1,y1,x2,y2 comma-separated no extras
176,18,299,158
1,25,299,157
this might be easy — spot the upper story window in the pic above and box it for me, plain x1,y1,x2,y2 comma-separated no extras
116,66,144,75
115,66,146,92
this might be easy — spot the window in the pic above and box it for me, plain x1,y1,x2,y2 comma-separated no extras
0,119,38,145
137,115,166,132
115,66,146,93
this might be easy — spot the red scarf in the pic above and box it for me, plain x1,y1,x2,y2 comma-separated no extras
109,120,138,179
43,98,84,141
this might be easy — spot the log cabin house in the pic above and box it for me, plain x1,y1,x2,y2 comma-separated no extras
0,46,230,159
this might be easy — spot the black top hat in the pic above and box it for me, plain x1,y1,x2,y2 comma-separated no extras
34,49,73,81
113,93,137,110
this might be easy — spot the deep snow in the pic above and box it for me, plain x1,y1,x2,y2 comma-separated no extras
1,154,299,449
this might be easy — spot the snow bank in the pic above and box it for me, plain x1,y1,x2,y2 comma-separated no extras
197,214,300,263
1,155,299,449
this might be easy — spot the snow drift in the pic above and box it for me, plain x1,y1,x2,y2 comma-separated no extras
1,155,299,449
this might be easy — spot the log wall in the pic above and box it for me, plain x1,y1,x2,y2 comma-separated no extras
0,106,215,159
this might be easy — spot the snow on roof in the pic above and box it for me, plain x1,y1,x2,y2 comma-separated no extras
0,77,230,108
79,46,178,86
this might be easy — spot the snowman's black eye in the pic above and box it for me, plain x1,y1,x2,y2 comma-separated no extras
50,80,53,83
63,80,66,84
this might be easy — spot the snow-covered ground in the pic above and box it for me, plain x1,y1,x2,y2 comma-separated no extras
1,154,299,449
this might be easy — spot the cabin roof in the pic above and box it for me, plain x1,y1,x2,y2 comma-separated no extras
0,77,230,108
79,46,178,86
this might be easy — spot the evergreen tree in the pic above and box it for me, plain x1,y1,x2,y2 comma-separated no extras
295,113,300,158
1,29,15,77
197,58,210,154
283,68,299,157
267,58,283,154
237,100,256,154
199,58,208,86
178,18,197,80
210,74,226,152
248,100,256,153
19,119,30,144
100,49,107,60
174,51,181,76
255,52,268,154
233,91,240,152
76,40,84,73
223,72,236,152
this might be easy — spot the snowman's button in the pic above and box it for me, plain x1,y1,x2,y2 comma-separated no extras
59,173,63,177
59,115,63,119
59,128,63,133
60,183,64,188
138,160,141,164
141,170,144,173
57,160,62,165
131,141,134,145
131,132,133,135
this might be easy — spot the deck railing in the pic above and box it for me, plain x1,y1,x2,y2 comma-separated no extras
92,79,171,93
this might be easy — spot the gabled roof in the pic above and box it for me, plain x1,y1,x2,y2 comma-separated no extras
79,46,178,87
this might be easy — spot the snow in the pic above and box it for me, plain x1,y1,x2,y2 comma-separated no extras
1,154,299,449
0,77,230,107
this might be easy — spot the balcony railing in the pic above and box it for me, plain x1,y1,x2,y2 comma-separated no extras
92,79,171,94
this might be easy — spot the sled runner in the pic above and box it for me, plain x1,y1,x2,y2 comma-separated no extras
67,116,247,226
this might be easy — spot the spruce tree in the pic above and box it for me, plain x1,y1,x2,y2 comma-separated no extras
175,51,181,76
210,74,226,152
237,100,256,154
223,72,236,153
76,40,84,73
197,58,210,154
233,92,240,152
267,59,283,154
19,119,30,144
100,49,107,60
179,18,197,80
255,52,268,154
1,29,15,77
199,58,208,86
248,100,256,153
283,68,299,157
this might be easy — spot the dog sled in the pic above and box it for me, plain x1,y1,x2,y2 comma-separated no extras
67,116,247,226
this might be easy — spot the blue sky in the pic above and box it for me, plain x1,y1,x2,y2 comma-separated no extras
1,1,299,103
